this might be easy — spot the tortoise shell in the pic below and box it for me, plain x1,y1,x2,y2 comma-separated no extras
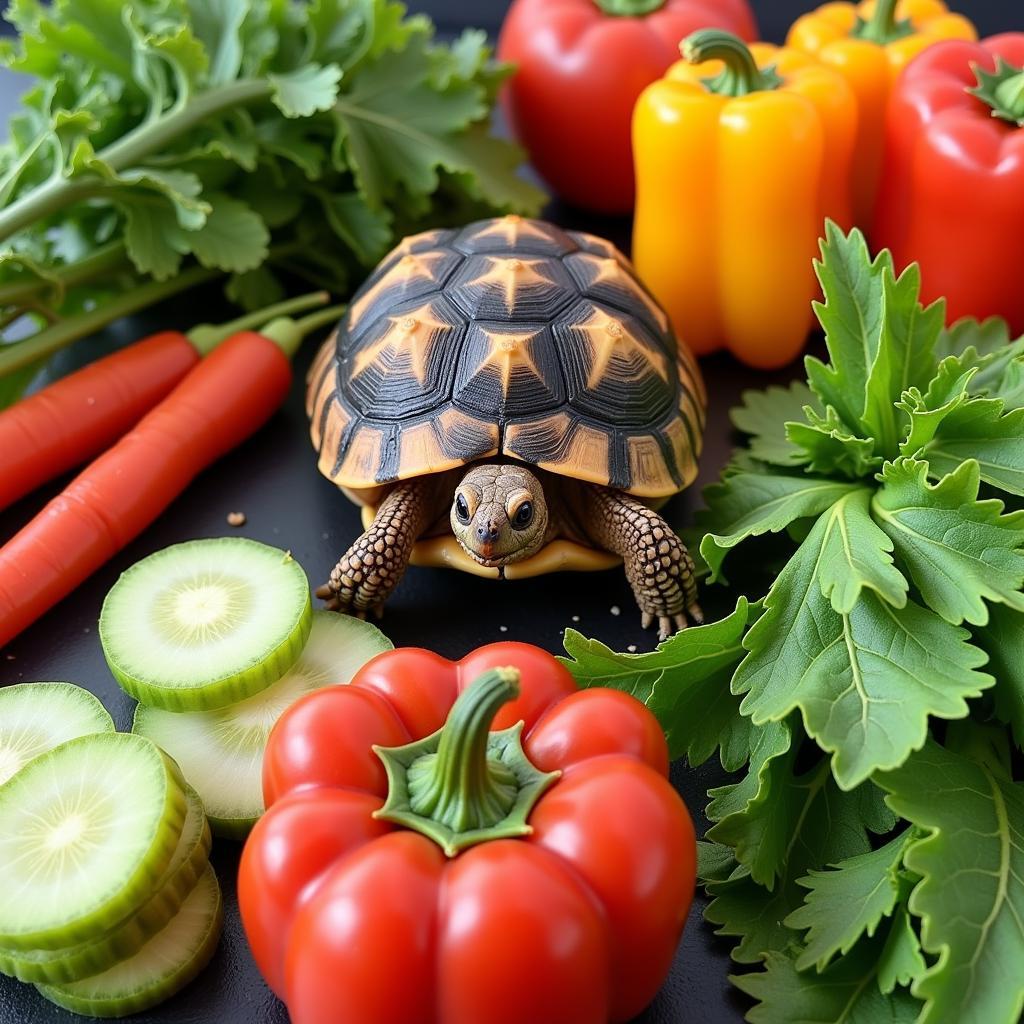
307,217,706,500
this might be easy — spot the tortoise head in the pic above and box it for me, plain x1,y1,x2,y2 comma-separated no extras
450,464,548,568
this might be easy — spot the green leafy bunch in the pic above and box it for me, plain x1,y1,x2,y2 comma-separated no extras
562,224,1024,1023
0,0,542,402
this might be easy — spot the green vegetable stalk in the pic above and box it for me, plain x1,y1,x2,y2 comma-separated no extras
0,0,543,407
562,225,1024,1024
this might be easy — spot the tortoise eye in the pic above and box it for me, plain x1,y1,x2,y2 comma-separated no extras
455,493,471,524
512,501,534,530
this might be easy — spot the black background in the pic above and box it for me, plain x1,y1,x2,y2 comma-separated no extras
0,2,1015,1023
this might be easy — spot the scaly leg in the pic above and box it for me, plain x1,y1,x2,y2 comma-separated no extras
316,478,441,618
580,485,702,640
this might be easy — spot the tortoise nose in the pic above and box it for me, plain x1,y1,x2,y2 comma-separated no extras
477,523,500,543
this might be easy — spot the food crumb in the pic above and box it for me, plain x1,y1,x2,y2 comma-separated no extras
321,531,330,540
627,645,637,653
499,625,508,633
610,605,621,616
227,511,247,527
4,654,14,661
571,615,580,623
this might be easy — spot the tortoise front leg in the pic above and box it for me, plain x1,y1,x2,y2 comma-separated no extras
316,479,440,619
582,486,702,640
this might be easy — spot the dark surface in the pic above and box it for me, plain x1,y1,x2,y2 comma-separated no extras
0,2,1017,1024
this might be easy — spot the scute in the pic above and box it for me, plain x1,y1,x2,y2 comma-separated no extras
344,245,463,343
454,216,575,258
308,216,705,498
564,251,669,336
554,300,675,429
453,321,565,418
447,253,576,323
341,294,466,420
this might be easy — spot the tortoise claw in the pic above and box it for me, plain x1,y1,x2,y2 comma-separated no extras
641,611,654,631
314,583,334,600
687,602,704,626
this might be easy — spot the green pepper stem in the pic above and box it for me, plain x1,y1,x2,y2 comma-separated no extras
408,668,521,833
852,0,913,45
682,30,782,98
592,0,668,15
969,57,1024,127
995,70,1024,123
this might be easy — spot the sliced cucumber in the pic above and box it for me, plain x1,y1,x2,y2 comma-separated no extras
0,682,114,787
100,538,312,711
133,611,392,838
0,787,211,985
38,864,223,1018
0,733,187,951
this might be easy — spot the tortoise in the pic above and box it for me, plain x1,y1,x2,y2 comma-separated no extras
306,216,707,639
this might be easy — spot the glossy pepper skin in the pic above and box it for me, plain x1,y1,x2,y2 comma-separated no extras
874,35,1024,334
633,32,857,370
497,0,757,215
788,0,976,226
238,643,695,1024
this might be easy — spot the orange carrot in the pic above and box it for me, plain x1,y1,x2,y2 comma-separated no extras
0,307,342,649
0,295,328,513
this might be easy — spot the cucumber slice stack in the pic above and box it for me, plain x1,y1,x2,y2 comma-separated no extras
0,706,224,1017
133,610,393,838
99,538,392,838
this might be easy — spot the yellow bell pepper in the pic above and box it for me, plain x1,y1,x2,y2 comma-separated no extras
632,31,857,370
788,0,976,225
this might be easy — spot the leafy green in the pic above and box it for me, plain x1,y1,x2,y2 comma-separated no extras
878,737,1024,1024
873,459,1024,626
975,605,1024,749
737,511,991,789
861,261,945,456
877,904,928,996
787,406,882,479
0,0,542,390
698,472,862,583
785,830,913,971
731,381,820,466
734,944,922,1024
560,599,753,769
705,770,893,964
565,218,1024,1023
925,399,1024,496
804,222,890,435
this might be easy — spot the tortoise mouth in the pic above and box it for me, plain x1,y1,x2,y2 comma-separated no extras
459,543,520,569
456,534,542,569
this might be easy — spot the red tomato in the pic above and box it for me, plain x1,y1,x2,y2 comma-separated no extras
497,0,757,213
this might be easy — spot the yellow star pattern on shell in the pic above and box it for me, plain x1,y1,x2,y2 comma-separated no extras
348,251,449,332
464,256,559,314
352,304,448,386
469,215,553,248
472,328,544,395
581,254,669,332
576,307,669,389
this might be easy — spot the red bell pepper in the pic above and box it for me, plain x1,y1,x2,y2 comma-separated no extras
239,642,695,1024
874,34,1024,334
497,0,757,214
